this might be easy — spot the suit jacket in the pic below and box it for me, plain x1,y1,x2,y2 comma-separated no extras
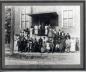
66,35,71,39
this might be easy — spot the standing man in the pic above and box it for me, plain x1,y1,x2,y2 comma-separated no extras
29,37,33,52
38,37,43,52
58,29,61,35
66,33,71,39
50,41,54,53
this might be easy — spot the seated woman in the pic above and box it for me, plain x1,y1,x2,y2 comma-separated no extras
55,43,60,52
41,41,46,53
46,41,50,53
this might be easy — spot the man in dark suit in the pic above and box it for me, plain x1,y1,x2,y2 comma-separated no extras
58,29,61,35
66,33,71,39
61,31,64,39
50,41,54,53
33,38,37,52
38,37,43,52
29,38,33,52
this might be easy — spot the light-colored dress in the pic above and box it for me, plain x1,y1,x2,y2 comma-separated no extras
46,42,50,50
65,39,71,52
48,29,53,37
45,26,48,35
14,36,18,51
70,39,76,52
30,28,33,38
56,44,59,48
34,25,38,34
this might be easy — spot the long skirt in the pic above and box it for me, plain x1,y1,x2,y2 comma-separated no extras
41,47,45,53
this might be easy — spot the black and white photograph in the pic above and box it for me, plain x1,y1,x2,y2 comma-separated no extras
3,5,81,67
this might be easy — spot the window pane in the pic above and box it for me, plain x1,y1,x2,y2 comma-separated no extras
63,10,73,28
68,10,73,18
63,10,68,18
68,19,73,27
26,15,31,21
21,15,25,21
21,9,25,14
26,22,31,28
26,7,31,14
22,22,25,29
63,19,68,27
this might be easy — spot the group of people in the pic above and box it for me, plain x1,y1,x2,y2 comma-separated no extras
16,27,75,53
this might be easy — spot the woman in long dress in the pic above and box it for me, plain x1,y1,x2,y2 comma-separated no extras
55,43,59,52
41,41,46,53
30,28,33,38
46,42,50,53
48,28,53,38
34,25,38,35
65,37,71,52
15,35,19,52
75,38,79,51
45,26,48,35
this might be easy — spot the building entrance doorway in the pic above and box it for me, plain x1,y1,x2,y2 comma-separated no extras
29,12,58,36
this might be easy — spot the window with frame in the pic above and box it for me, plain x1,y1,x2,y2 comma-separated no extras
21,8,31,30
63,10,73,28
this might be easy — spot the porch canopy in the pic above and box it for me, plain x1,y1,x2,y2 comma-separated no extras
29,12,58,18
29,12,58,26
